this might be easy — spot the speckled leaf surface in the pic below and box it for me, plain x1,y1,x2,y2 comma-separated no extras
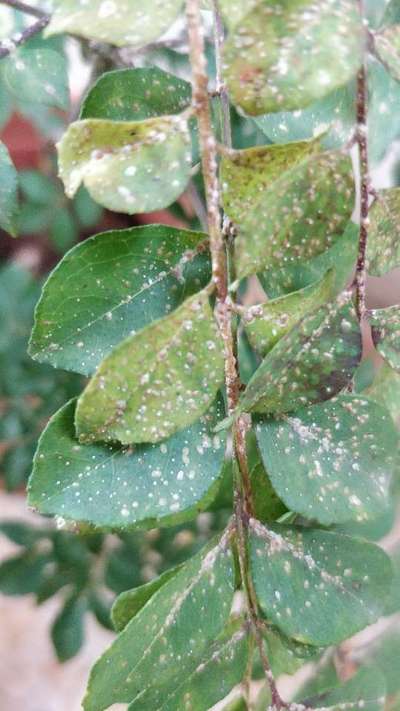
375,25,400,82
243,269,336,356
301,667,386,711
255,395,398,525
75,289,224,444
222,144,354,280
222,0,362,115
370,305,400,372
29,225,210,376
249,520,393,646
367,190,400,275
80,67,191,122
112,565,183,632
28,397,226,529
57,116,191,214
139,618,249,711
264,627,320,677
0,141,18,236
46,0,184,49
82,535,235,711
260,222,358,299
238,296,361,415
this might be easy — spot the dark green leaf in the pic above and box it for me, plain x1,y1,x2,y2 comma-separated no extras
29,225,210,376
256,395,398,525
51,594,87,662
0,551,50,595
89,593,113,630
238,296,361,415
57,116,191,214
0,140,18,236
75,289,224,444
0,522,44,547
81,67,191,122
50,207,77,253
222,0,362,115
249,521,392,646
243,269,336,356
28,397,227,529
83,534,235,711
221,144,354,280
72,186,103,229
370,304,400,372
112,564,183,632
46,0,184,49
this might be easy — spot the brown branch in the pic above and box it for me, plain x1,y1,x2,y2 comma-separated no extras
354,0,372,322
0,0,47,18
0,14,49,59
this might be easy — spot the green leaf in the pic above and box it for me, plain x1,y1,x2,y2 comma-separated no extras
83,534,235,711
112,564,183,632
46,0,184,49
19,169,59,204
50,207,77,253
57,115,191,214
255,394,398,525
51,594,86,662
29,225,210,376
75,289,224,444
382,0,400,26
249,521,393,646
374,25,400,82
370,305,400,373
147,618,250,711
259,222,358,300
264,627,320,677
222,0,362,115
237,295,361,415
221,144,354,280
73,186,103,229
243,269,336,357
363,630,400,701
299,667,386,711
365,362,400,427
1,34,69,110
0,140,18,236
28,397,227,529
367,190,400,275
89,593,113,630
0,522,44,547
81,67,191,122
0,551,50,595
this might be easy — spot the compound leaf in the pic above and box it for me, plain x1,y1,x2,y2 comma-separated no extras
29,225,210,376
80,67,191,122
249,521,393,646
75,289,224,444
222,144,354,280
46,0,184,49
243,269,336,356
57,116,191,214
238,295,361,415
367,189,400,275
83,534,235,711
223,0,362,115
370,304,400,373
28,397,227,530
255,395,398,525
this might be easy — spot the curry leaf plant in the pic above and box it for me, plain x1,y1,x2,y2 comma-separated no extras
2,0,400,708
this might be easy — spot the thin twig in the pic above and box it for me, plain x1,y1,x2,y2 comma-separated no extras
354,0,371,322
0,14,49,59
0,0,47,19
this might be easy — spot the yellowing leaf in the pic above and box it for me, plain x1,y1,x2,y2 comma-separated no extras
57,115,191,214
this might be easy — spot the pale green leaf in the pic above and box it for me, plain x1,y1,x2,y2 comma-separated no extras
238,295,361,415
75,289,224,444
363,632,400,702
221,144,354,280
83,534,235,711
367,191,400,276
255,395,398,525
29,225,210,376
370,304,400,372
223,0,362,115
300,667,386,711
57,115,191,214
249,520,393,646
0,140,18,236
80,67,191,122
28,396,227,529
112,564,183,632
374,25,400,82
243,269,336,356
365,362,400,428
46,0,184,49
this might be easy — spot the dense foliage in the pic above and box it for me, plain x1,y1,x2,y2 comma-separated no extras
1,0,400,709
